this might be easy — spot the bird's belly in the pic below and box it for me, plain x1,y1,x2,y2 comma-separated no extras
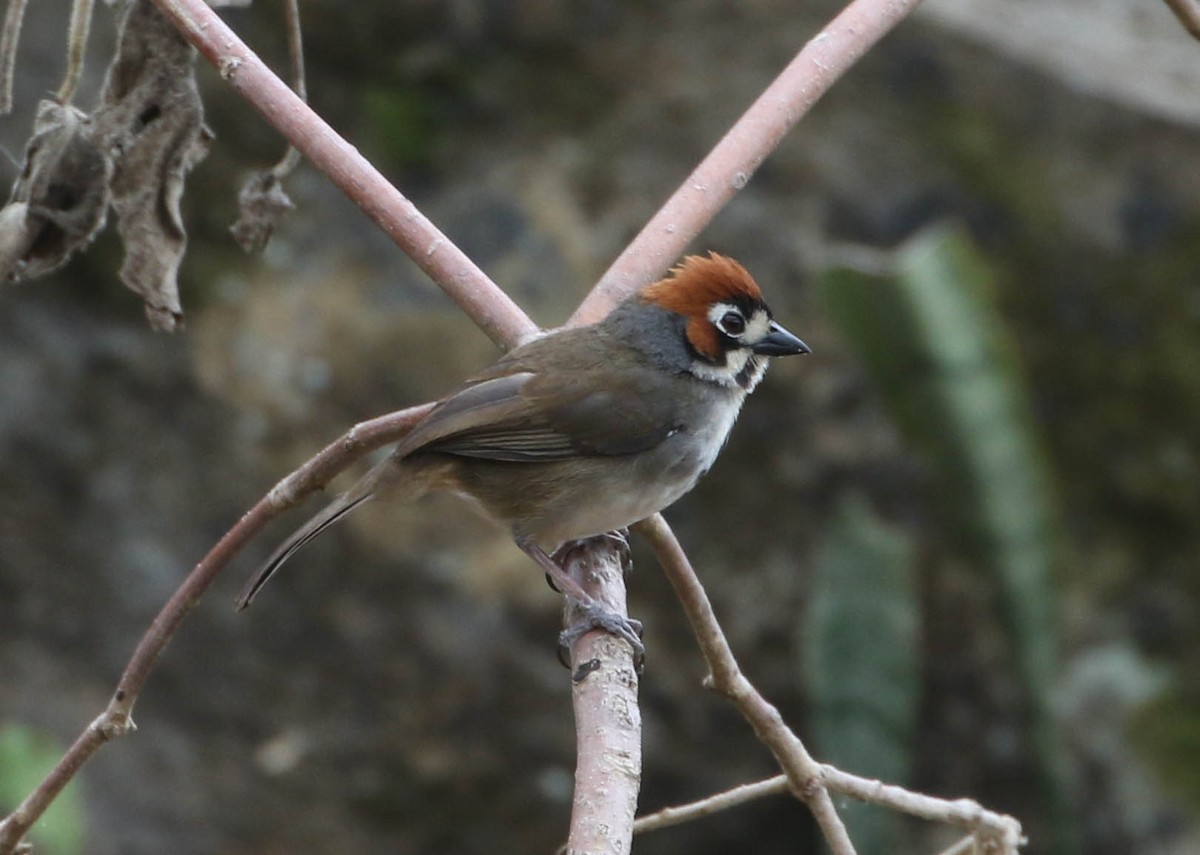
515,418,737,547
528,469,694,547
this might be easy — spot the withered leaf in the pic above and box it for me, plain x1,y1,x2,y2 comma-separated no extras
2,100,111,281
230,169,294,254
93,0,213,332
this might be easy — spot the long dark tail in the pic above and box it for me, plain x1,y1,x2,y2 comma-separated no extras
236,492,374,610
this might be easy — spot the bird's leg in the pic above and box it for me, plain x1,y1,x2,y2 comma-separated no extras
516,536,644,669
546,528,633,590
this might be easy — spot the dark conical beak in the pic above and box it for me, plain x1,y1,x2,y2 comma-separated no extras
752,321,811,356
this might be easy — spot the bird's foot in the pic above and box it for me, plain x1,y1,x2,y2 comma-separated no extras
517,535,644,672
557,606,645,673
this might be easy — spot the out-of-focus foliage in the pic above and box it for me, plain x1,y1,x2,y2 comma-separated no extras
818,226,1074,849
804,494,919,854
0,724,84,855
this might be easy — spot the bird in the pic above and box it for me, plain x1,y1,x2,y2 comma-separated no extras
236,252,809,656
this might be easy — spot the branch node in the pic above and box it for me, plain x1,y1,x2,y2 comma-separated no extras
796,770,826,802
91,709,135,741
217,55,241,79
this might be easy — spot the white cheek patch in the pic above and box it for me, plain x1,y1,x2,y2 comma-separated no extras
690,350,748,388
743,309,772,343
690,361,736,388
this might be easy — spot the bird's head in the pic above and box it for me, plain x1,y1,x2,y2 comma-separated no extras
639,252,810,390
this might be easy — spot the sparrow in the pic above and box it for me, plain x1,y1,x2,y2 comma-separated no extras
236,252,809,657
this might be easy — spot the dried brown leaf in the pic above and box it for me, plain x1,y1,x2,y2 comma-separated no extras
230,169,294,254
93,0,212,332
2,100,111,281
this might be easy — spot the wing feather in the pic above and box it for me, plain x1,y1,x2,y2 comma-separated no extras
395,329,683,462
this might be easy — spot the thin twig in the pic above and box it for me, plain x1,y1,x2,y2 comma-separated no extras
1164,0,1200,40
636,769,1022,852
0,0,30,114
636,514,1025,853
634,515,857,855
821,766,1024,851
634,776,789,835
271,0,303,178
569,0,926,325
153,0,537,348
56,0,94,105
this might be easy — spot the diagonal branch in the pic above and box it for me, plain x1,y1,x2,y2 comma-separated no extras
152,0,536,348
569,0,926,324
1164,0,1200,40
635,514,1025,853
0,403,432,854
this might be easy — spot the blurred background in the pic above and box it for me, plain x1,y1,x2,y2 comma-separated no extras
2,1,1199,852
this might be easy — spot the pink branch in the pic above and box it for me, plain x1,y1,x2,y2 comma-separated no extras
1165,0,1200,40
561,540,641,855
155,0,537,348
570,0,924,325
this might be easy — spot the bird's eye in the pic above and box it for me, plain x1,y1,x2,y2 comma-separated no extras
719,310,746,337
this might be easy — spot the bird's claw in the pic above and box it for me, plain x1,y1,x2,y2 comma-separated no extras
557,604,645,673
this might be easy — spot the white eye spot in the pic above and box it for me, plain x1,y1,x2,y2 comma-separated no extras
719,310,745,336
709,302,747,338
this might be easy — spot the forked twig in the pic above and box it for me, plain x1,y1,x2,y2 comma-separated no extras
635,515,856,854
636,514,1025,853
635,771,1022,851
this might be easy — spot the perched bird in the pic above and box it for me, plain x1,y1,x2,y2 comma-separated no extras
237,253,809,653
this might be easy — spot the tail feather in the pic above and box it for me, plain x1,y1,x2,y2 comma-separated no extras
236,493,374,610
